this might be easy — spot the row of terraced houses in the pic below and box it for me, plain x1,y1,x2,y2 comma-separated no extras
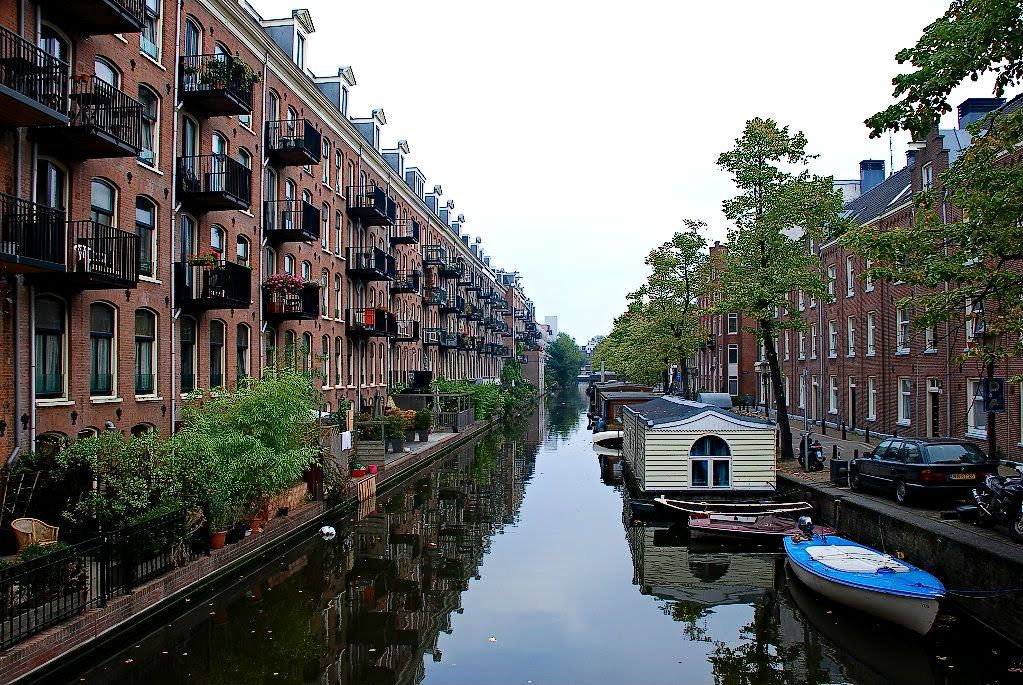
695,94,1023,459
0,0,545,460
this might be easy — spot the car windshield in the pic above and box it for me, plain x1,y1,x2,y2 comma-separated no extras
925,443,986,464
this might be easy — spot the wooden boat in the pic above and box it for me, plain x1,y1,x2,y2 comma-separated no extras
784,533,945,635
689,513,833,542
590,430,622,450
628,498,658,516
654,496,812,518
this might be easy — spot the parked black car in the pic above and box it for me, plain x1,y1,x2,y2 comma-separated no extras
849,438,997,504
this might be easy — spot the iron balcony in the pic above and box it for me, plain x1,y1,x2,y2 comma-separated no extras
265,118,321,167
346,247,395,281
439,294,465,316
439,331,459,349
38,0,145,35
390,218,420,245
264,199,319,243
0,193,66,273
346,308,396,338
35,76,143,159
177,155,252,211
0,26,69,127
174,260,251,310
424,286,447,307
67,220,138,290
423,327,442,346
346,185,396,226
179,53,254,116
391,270,421,295
439,258,464,280
422,244,448,267
263,282,320,320
393,320,420,342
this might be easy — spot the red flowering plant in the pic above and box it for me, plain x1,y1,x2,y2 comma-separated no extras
264,272,305,295
187,251,219,267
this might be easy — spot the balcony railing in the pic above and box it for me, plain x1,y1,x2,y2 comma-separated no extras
439,331,459,349
391,270,420,294
0,26,68,127
179,53,254,116
66,221,138,289
390,218,420,245
0,193,65,273
177,155,251,211
263,199,319,242
423,327,442,346
424,286,446,307
38,0,145,35
458,263,473,286
174,260,252,310
265,118,321,166
346,247,395,281
439,258,463,280
394,320,419,342
36,76,142,159
346,308,395,337
422,244,447,266
263,282,320,320
493,296,509,312
346,185,396,226
440,294,464,316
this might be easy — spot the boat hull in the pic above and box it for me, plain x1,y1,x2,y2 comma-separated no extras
785,540,942,635
689,515,833,543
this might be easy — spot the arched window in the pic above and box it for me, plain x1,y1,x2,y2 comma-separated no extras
38,25,70,64
131,423,156,437
333,274,341,319
689,435,731,489
141,0,161,60
181,115,198,158
209,321,225,387
321,335,329,384
89,303,116,397
138,85,159,166
236,235,250,266
95,57,118,87
321,203,329,250
236,324,250,380
284,329,297,368
302,189,312,206
334,209,343,256
264,327,276,363
368,343,375,385
183,17,201,57
78,427,100,440
135,309,157,396
35,295,65,398
334,336,342,387
283,253,294,275
91,179,116,226
379,342,385,385
136,196,156,278
35,432,66,461
180,316,197,392
284,179,296,231
212,131,228,156
238,147,251,169
346,340,353,386
210,224,225,259
265,246,277,276
301,332,312,373
320,269,329,316
301,260,311,281
267,89,280,122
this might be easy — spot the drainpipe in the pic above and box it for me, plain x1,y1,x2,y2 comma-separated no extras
818,243,825,427
28,284,35,452
12,0,25,458
942,194,952,438
168,0,184,431
257,52,268,374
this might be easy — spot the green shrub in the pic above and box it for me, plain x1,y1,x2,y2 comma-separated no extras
414,409,433,430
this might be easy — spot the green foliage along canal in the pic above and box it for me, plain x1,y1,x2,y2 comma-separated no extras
58,389,1021,685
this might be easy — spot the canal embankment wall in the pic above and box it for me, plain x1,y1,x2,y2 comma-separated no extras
778,472,1023,646
4,418,500,684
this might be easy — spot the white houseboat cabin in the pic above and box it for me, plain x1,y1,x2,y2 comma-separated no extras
622,397,777,497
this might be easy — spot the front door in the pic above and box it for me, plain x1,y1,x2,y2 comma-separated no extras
928,388,940,438
848,380,857,431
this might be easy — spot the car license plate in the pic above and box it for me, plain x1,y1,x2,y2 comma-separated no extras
950,473,974,481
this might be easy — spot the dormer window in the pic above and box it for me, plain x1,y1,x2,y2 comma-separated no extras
340,86,348,116
295,32,305,68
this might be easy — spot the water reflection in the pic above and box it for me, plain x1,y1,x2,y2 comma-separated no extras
62,390,1020,685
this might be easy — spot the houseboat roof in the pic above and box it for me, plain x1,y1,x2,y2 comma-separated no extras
624,396,773,430
602,391,661,401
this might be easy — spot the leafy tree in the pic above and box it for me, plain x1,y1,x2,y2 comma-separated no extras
545,332,587,391
714,118,848,461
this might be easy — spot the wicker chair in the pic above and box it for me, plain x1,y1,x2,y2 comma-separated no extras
11,518,59,551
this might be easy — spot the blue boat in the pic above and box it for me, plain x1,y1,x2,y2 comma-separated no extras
784,533,944,635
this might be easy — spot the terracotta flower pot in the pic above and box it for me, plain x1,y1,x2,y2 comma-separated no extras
247,516,264,534
210,530,228,550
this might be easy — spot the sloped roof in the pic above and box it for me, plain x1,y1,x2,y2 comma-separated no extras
843,164,912,225
602,391,661,401
624,396,772,428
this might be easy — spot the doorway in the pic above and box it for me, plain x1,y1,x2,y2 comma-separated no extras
848,379,857,430
927,379,941,438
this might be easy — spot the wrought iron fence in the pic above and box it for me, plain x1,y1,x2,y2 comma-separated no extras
0,192,66,268
69,76,144,150
0,25,68,115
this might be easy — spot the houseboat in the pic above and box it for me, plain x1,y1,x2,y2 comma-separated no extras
621,396,777,498
588,381,653,420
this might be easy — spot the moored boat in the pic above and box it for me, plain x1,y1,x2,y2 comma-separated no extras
689,513,833,542
591,430,622,450
654,496,812,518
784,532,945,635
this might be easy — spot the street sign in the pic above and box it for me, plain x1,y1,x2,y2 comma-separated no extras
982,377,1006,413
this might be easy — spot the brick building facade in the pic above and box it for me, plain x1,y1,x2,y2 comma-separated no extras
0,0,544,460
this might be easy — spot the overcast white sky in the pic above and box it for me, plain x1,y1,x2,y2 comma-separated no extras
252,0,994,344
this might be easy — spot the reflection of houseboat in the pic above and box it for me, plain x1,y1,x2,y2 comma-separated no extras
621,396,776,498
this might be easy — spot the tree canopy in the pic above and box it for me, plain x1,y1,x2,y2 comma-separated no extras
545,332,587,392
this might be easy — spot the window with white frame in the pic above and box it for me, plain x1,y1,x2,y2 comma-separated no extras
828,320,837,357
322,140,331,185
141,0,161,60
798,331,805,359
966,297,984,343
784,331,790,360
864,259,873,291
896,306,910,352
922,162,933,189
810,293,817,309
898,377,912,425
727,344,738,365
728,376,738,395
727,313,738,334
798,291,804,311
810,324,817,359
925,325,937,352
827,264,836,300
867,376,876,420
968,379,987,436
847,316,855,357
689,435,731,488
866,312,876,355
846,256,855,297
829,376,838,413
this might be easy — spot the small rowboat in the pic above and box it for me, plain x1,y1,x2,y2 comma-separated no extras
689,513,833,542
654,496,812,518
590,430,622,450
784,533,945,635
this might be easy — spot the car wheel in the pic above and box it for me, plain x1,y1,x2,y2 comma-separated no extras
894,480,911,505
849,470,862,492
1011,513,1023,543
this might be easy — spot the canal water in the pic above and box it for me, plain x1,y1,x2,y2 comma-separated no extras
61,389,1022,685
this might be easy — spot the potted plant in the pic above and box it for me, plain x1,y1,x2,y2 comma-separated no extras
351,460,367,478
367,464,379,475
208,500,235,550
414,408,432,442
264,272,305,313
188,252,218,268
384,411,407,453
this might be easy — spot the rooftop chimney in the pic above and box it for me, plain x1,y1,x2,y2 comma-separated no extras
957,97,1005,129
859,160,885,194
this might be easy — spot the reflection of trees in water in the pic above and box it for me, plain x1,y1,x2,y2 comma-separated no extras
547,387,586,438
661,600,713,642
